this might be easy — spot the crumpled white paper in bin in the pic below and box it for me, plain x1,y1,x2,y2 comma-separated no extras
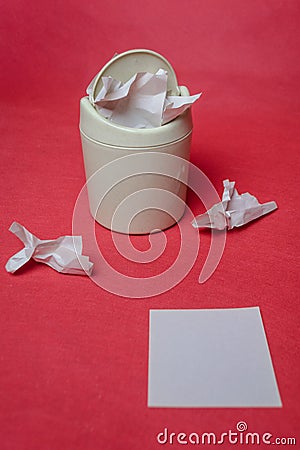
192,179,277,230
5,222,93,275
87,68,201,128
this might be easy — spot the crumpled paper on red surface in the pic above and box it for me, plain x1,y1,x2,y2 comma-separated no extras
192,180,277,230
5,222,93,275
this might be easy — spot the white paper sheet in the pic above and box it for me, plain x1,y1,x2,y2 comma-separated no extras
5,222,93,275
148,308,282,407
87,69,201,128
192,179,277,230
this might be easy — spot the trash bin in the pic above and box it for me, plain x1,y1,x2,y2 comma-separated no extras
79,49,194,234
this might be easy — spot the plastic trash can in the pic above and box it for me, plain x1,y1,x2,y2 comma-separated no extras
79,49,194,234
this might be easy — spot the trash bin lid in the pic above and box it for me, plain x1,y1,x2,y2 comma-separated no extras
92,49,180,100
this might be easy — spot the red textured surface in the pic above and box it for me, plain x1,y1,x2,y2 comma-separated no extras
0,1,299,449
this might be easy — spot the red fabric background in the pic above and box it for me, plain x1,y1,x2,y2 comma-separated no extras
0,1,299,449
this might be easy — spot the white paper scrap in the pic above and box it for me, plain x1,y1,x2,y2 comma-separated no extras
148,308,282,407
87,69,201,128
5,222,93,276
192,179,277,230
162,94,201,125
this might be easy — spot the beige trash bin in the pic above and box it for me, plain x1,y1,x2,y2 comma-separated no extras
79,49,194,234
